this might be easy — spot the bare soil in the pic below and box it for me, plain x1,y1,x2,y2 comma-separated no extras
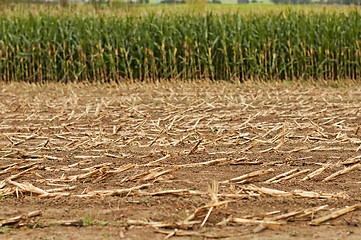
1,81,361,240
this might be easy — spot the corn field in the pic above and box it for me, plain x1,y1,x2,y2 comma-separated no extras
1,8,361,82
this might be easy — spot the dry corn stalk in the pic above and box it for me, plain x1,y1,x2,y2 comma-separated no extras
0,210,42,227
243,185,346,199
355,126,360,135
6,180,70,198
302,164,332,181
148,128,166,147
323,163,361,182
75,183,151,197
155,229,235,238
81,162,112,171
259,141,285,153
309,204,361,225
0,162,25,170
273,169,310,183
7,180,49,195
144,189,204,196
121,167,163,182
93,163,136,183
0,187,16,196
243,185,292,197
228,217,282,226
180,158,229,167
188,201,231,221
127,219,200,229
0,165,19,176
200,180,219,227
62,165,113,182
139,189,251,199
292,189,347,199
6,165,39,181
141,167,180,181
296,205,329,219
60,159,91,171
340,155,361,165
269,205,328,221
230,159,261,165
239,210,281,220
145,154,171,166
187,139,203,155
223,168,274,184
265,168,299,183
47,186,76,193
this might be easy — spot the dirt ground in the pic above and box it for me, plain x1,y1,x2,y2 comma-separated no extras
1,81,361,240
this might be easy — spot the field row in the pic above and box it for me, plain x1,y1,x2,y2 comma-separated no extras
1,7,361,82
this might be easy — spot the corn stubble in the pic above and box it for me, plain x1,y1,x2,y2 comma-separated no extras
1,8,361,82
1,83,361,234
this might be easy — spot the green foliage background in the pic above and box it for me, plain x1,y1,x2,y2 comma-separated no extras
1,7,361,82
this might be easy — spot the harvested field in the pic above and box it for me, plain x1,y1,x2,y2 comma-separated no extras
1,81,361,239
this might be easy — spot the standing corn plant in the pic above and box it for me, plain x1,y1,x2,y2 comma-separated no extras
0,7,361,82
